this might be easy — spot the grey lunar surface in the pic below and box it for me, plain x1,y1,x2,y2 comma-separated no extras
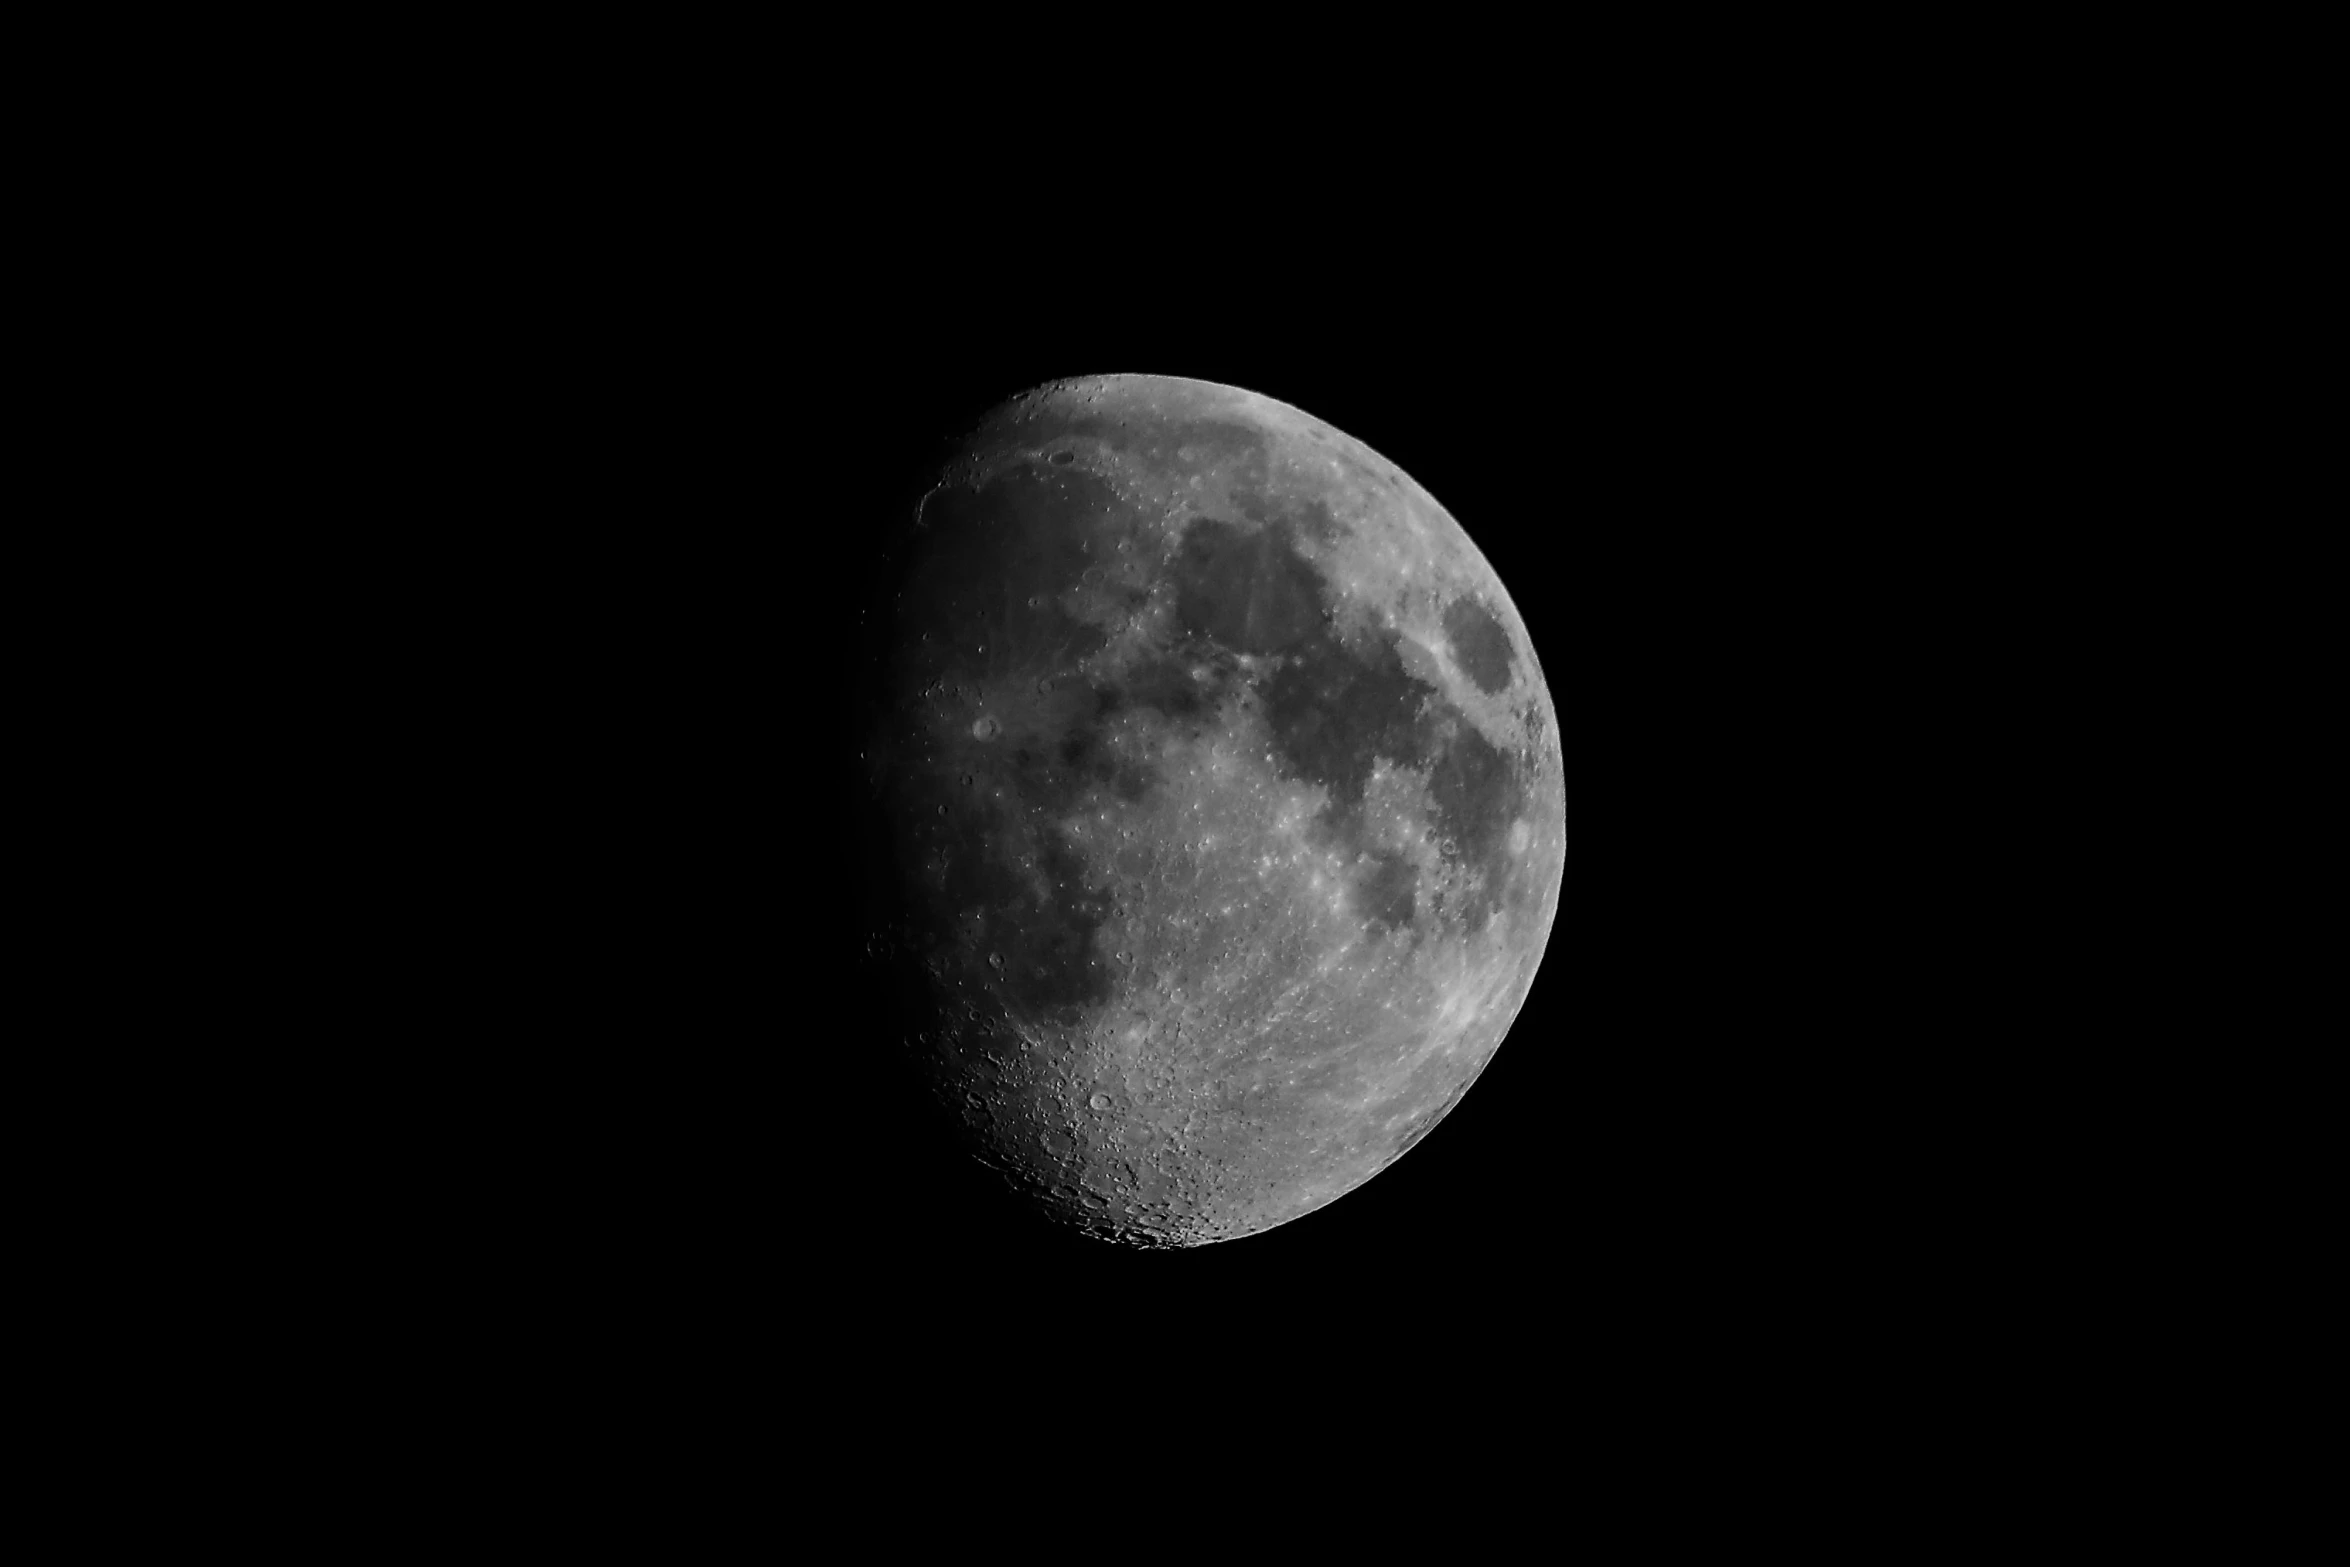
864,374,1566,1246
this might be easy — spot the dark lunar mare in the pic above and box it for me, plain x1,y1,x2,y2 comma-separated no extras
897,464,1114,681
1360,851,1419,932
1163,514,1528,937
1172,518,1324,655
1442,596,1516,694
879,461,1138,1020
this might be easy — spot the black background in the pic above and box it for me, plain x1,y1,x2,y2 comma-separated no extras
131,62,2194,1525
369,235,1926,1400
188,77,2148,1498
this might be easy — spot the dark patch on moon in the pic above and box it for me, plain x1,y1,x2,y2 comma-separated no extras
1442,597,1516,694
1122,656,1221,724
899,463,1115,693
1172,518,1323,655
1418,714,1518,930
882,462,1140,1023
1359,850,1418,932
1167,511,1441,815
1231,488,1342,546
1011,825,1115,1014
1053,698,1154,804
901,780,1119,1019
1161,511,1527,931
1262,627,1431,816
1159,418,1269,464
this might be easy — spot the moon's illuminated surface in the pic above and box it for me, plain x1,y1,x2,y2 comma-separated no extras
862,374,1566,1246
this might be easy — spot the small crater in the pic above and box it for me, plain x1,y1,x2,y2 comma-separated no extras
972,717,999,740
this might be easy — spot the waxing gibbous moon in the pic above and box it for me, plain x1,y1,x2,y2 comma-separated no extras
861,374,1565,1246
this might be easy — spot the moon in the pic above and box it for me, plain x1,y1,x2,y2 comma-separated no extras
861,374,1566,1246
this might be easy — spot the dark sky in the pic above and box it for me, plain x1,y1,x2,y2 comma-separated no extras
395,251,1886,1383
